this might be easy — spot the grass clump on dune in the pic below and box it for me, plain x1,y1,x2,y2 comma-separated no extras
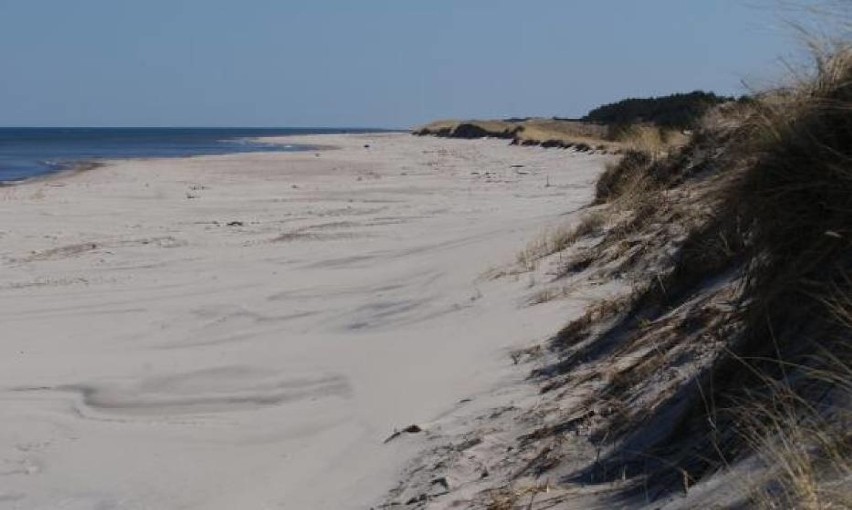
593,150,654,204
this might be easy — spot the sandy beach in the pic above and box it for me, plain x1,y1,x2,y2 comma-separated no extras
0,133,608,509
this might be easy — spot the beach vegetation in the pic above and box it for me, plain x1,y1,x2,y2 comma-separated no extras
582,90,741,129
471,41,852,508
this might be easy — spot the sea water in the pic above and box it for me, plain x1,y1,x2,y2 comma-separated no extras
0,127,378,182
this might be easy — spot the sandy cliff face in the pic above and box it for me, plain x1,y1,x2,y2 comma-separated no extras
413,119,614,152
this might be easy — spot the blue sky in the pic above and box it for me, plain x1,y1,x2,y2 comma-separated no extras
0,1,816,128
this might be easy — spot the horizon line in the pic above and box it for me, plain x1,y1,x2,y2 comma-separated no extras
0,125,405,130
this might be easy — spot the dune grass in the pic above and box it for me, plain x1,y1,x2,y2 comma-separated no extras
720,45,852,507
600,45,852,504
501,44,852,508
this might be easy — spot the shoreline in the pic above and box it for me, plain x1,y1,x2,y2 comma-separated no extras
0,160,106,187
0,127,392,186
0,132,609,509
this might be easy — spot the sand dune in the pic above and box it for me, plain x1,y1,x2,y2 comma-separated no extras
0,133,608,509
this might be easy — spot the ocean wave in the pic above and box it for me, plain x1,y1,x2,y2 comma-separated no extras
223,137,294,149
40,159,66,169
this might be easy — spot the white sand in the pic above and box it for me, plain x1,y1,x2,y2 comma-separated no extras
0,133,607,509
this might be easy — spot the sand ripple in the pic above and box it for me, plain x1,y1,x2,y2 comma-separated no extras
16,367,351,418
